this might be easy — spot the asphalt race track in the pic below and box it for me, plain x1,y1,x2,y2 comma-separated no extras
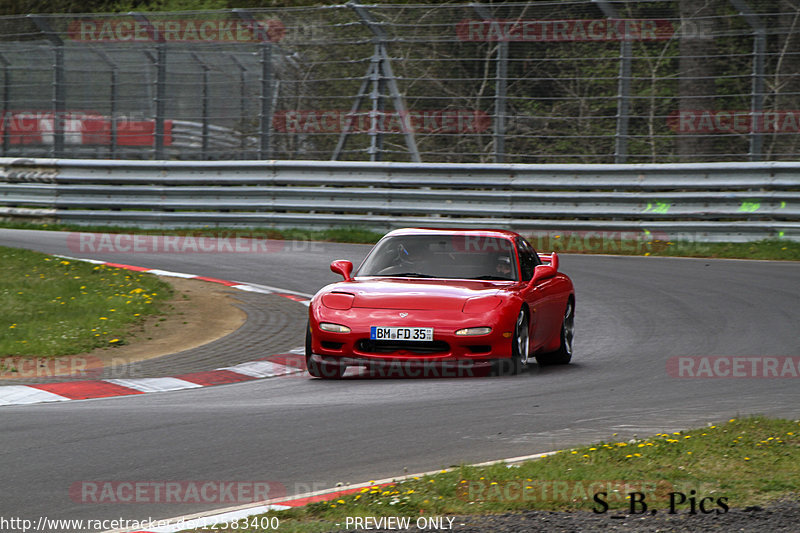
1,228,799,530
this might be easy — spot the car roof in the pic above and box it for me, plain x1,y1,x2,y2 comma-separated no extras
382,228,521,240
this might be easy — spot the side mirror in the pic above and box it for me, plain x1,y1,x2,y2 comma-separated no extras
530,264,556,286
330,260,354,281
550,251,559,272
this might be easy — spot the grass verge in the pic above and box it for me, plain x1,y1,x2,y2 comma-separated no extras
184,416,799,533
1,221,799,260
0,245,172,357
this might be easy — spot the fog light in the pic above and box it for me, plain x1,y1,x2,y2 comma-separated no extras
320,322,351,333
455,327,492,336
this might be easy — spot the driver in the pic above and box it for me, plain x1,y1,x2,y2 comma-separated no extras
396,240,427,267
495,255,513,278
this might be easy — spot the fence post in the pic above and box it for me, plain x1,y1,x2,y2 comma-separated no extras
348,1,421,162
234,9,274,160
594,0,631,164
0,53,8,156
132,13,167,160
229,54,249,158
29,15,65,158
472,5,507,164
191,52,211,159
91,49,119,158
730,0,765,162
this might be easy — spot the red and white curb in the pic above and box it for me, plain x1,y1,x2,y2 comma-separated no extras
108,452,559,533
0,257,311,407
55,255,314,304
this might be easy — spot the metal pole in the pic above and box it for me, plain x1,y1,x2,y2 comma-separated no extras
0,54,9,155
349,1,421,162
154,45,167,159
369,43,382,161
593,0,631,163
472,5,507,163
29,15,65,158
332,63,372,160
229,54,249,158
190,52,210,159
495,41,508,163
730,0,765,161
53,45,65,158
110,68,118,158
132,13,166,160
259,42,273,160
234,10,273,160
91,48,118,158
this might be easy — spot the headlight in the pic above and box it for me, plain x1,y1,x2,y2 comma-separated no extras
462,295,502,313
319,322,351,333
455,327,492,336
321,292,355,310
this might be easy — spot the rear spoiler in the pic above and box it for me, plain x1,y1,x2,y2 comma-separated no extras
538,251,559,271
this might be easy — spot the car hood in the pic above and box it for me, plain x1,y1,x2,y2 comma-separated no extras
326,277,512,310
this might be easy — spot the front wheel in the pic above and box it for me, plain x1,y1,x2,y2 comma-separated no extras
536,298,574,366
305,324,345,379
508,308,530,375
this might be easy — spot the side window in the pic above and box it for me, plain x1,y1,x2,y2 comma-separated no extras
515,237,539,281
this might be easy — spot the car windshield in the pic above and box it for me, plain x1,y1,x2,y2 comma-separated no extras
357,234,518,281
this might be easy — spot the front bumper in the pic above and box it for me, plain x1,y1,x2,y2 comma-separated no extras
309,307,515,364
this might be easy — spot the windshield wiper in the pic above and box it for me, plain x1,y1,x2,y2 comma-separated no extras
472,275,514,281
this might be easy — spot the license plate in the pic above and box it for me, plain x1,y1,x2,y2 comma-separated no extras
370,326,434,342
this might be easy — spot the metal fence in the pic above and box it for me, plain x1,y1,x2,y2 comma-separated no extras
1,157,798,242
0,1,798,163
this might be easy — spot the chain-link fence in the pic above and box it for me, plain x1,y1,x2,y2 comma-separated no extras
0,1,798,163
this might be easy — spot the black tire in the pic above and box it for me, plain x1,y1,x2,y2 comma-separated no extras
536,298,574,366
508,308,530,375
305,324,345,379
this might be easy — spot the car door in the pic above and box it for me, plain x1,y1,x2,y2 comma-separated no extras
517,237,560,350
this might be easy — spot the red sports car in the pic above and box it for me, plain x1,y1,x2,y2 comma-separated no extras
306,228,575,378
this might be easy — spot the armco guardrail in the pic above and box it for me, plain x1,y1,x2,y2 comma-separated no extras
1,158,798,242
